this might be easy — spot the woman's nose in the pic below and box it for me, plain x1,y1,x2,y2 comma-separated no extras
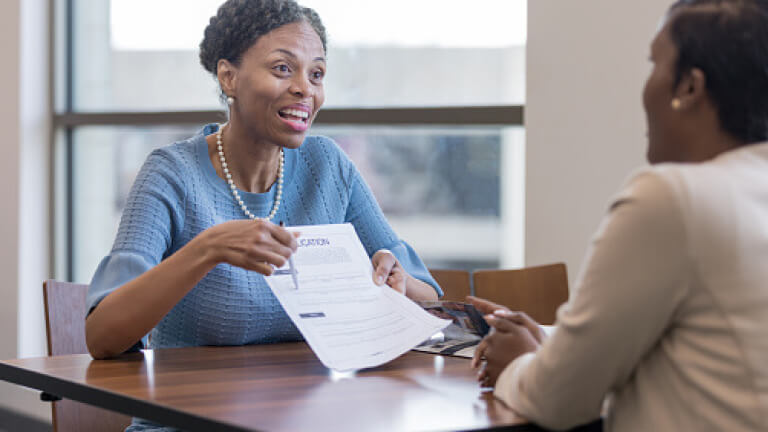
289,76,312,98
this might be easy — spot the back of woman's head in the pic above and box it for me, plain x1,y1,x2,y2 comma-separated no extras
669,0,768,144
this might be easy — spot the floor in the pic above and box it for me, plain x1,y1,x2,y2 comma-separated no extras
0,406,51,432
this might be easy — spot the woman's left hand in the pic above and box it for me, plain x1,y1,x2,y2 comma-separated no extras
371,249,407,295
473,312,542,388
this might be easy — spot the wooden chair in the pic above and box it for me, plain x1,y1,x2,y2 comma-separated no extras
43,280,132,432
429,269,472,302
472,263,569,325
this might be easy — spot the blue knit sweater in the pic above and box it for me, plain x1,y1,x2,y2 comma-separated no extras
87,123,441,351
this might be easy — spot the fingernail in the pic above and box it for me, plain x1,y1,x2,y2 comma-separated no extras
377,276,384,285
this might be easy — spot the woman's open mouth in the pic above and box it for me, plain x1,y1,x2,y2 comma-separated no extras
278,108,310,132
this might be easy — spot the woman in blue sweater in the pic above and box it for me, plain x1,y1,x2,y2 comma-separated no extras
84,0,441,361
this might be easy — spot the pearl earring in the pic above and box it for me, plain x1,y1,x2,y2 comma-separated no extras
671,98,682,110
227,96,234,106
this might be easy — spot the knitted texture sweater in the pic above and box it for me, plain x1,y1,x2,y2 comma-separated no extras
87,124,440,350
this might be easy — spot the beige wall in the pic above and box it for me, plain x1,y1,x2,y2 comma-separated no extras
525,0,673,284
0,0,21,369
0,0,51,422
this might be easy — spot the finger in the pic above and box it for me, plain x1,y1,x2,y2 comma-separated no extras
256,240,295,261
466,296,509,315
484,315,525,333
372,250,396,285
247,225,297,259
472,340,488,369
242,248,289,269
386,272,406,294
485,371,499,388
243,261,275,276
493,310,546,342
483,372,496,388
493,310,540,327
477,368,488,384
264,222,298,250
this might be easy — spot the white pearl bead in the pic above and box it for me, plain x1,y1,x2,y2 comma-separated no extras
218,125,283,221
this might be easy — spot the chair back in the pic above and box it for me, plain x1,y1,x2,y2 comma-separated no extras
429,269,472,303
42,280,132,432
472,263,569,325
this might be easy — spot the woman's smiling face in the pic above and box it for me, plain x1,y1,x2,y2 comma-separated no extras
219,20,326,148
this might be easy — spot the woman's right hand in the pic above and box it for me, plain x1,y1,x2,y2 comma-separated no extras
86,219,297,359
466,295,510,315
195,219,298,275
467,295,547,344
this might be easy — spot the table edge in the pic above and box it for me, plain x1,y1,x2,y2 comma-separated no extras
0,360,254,432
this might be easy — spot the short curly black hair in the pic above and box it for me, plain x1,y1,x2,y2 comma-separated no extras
199,0,327,77
668,0,768,144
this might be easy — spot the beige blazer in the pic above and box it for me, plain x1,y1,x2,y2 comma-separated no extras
495,143,768,431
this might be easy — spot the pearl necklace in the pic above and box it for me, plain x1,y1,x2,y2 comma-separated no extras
216,124,283,221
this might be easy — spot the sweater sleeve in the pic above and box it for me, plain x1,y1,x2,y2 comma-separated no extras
493,169,690,430
86,147,187,315
341,154,442,297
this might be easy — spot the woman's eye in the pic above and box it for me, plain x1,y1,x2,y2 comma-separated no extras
312,70,324,80
274,64,290,73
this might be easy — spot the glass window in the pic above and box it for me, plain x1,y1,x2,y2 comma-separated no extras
69,125,524,282
72,0,526,111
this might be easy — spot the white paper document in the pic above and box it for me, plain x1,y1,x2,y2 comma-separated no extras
265,223,451,371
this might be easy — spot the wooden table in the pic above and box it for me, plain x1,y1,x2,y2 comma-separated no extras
0,343,536,432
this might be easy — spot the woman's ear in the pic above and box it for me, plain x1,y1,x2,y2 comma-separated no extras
673,67,707,111
217,59,237,97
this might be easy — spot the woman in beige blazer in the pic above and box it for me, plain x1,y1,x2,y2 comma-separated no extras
471,1,768,430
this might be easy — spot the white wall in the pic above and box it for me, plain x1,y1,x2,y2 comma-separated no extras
525,0,673,284
0,0,51,423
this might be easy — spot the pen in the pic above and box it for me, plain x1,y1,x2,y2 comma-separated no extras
279,221,299,290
